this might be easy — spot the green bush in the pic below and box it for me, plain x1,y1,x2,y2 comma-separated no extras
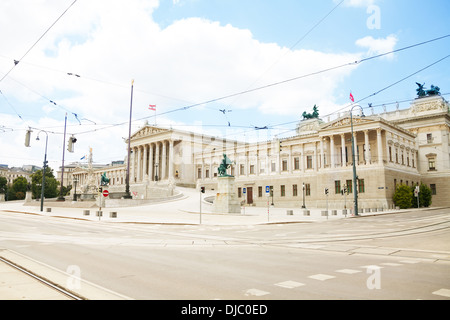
393,184,413,209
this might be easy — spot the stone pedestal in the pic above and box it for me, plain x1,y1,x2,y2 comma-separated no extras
213,176,241,214
25,191,33,203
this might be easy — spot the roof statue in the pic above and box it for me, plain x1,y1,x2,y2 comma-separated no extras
416,82,441,98
302,105,319,120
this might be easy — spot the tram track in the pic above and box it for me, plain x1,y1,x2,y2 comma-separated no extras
0,255,85,300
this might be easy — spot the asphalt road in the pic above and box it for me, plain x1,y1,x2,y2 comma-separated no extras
0,207,449,300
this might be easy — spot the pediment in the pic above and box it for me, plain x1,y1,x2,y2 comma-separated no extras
130,126,170,140
320,116,378,130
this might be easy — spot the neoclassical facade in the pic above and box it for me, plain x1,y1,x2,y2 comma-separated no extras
72,95,449,208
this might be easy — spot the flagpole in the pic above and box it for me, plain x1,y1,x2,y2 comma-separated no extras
124,79,134,199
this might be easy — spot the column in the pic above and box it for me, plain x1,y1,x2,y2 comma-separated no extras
168,140,174,180
155,142,160,181
149,143,154,181
130,147,136,183
341,134,346,167
162,141,167,180
364,130,370,164
330,136,335,168
377,128,383,165
143,144,148,180
320,138,325,169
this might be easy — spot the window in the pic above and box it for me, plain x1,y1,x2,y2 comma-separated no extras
306,156,313,169
282,160,288,171
430,184,437,195
358,179,365,193
428,159,436,171
294,157,300,170
335,180,341,194
293,184,298,197
346,180,353,194
305,183,311,196
281,185,286,197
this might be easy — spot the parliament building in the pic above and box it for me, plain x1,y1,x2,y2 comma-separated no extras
72,95,450,209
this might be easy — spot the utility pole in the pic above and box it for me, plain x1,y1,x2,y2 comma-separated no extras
57,113,67,201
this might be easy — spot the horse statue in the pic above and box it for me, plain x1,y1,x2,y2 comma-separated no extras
302,105,320,120
218,154,234,177
100,172,110,186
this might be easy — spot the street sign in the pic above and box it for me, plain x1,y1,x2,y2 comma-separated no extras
102,190,109,197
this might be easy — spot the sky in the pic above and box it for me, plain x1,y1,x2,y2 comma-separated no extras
0,0,449,170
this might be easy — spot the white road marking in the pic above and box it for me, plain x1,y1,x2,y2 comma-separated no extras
275,281,305,289
336,269,362,274
432,289,450,298
244,289,270,297
308,274,335,281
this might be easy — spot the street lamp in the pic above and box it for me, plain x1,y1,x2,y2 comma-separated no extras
36,130,48,212
124,80,134,199
350,105,365,216
302,182,306,209
72,178,78,201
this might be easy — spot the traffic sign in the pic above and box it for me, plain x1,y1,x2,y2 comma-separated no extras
102,190,109,197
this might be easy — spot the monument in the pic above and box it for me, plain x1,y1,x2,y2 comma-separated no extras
79,148,98,200
213,154,241,214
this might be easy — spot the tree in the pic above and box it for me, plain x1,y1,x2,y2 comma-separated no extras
411,184,432,208
0,176,7,194
31,167,59,199
393,184,412,209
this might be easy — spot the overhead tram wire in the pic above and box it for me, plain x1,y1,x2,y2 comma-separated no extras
0,0,78,84
29,34,450,138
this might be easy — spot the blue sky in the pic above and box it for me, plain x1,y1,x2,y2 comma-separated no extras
0,0,449,168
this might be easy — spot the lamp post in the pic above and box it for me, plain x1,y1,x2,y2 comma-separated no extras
36,130,48,212
350,105,364,216
302,182,306,209
72,178,78,201
124,80,134,199
58,113,67,201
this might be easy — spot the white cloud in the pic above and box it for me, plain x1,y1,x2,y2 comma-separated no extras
0,0,363,167
355,34,398,60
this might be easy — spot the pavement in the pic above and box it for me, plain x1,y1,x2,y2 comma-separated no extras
0,186,407,300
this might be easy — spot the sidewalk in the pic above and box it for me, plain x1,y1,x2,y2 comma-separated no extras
0,188,398,226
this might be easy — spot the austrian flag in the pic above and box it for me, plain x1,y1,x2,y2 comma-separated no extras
149,105,156,111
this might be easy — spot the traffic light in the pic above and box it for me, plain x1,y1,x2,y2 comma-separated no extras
25,128,32,147
200,187,205,193
67,136,77,153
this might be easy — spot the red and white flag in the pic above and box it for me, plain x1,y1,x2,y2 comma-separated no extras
349,92,355,103
149,105,156,111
